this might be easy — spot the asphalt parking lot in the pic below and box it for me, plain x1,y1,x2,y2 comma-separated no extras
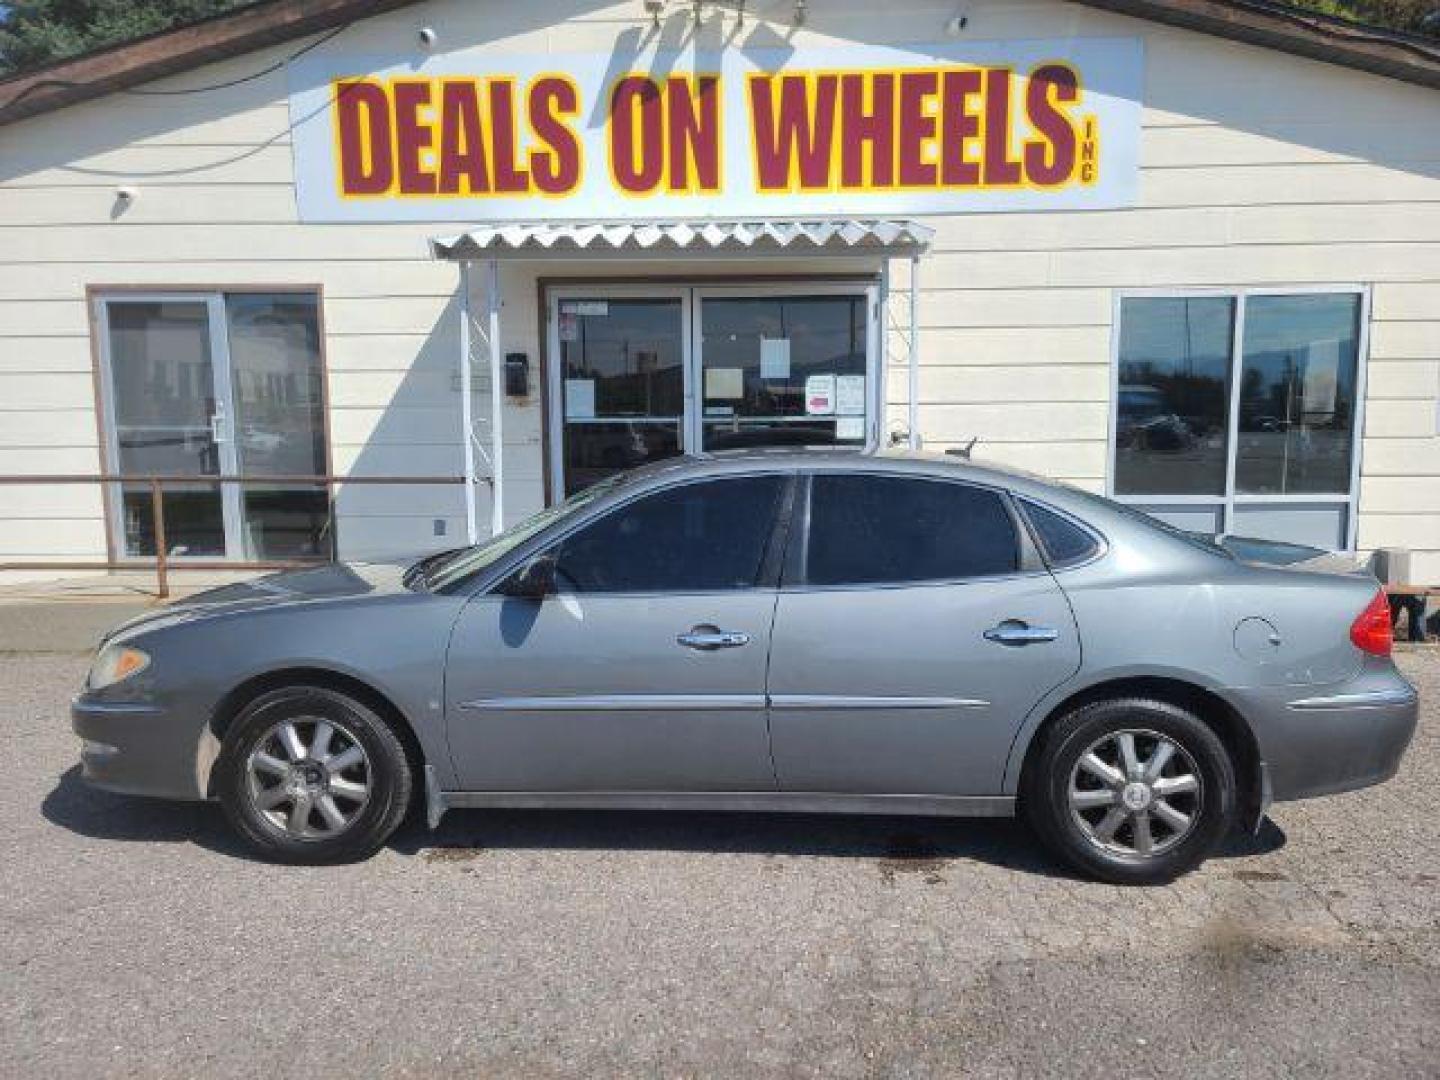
2,614,1436,1078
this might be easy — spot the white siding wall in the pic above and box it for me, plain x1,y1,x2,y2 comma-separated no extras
0,0,1435,577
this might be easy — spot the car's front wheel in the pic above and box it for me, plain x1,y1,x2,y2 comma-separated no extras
215,686,413,864
1024,697,1236,885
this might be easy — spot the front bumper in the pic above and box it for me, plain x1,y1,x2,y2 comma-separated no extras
71,696,212,800
1225,670,1418,803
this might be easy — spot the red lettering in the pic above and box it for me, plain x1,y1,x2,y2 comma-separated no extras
1023,64,1079,187
528,77,581,194
666,75,721,192
940,69,982,187
437,81,489,195
749,74,837,191
392,82,436,194
610,76,664,193
335,80,393,195
839,73,894,188
982,68,1022,185
897,71,938,187
488,80,529,193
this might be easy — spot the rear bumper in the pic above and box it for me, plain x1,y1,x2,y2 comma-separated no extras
71,696,211,800
1225,672,1418,803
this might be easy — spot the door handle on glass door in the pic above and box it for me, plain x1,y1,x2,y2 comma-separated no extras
983,622,1058,646
676,628,750,650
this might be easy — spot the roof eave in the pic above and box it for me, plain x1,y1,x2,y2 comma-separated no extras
0,0,1436,129
0,0,417,126
1074,0,1440,90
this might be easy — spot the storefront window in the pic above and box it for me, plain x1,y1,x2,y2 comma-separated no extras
1114,296,1233,496
1111,289,1367,550
1235,294,1361,496
98,291,331,560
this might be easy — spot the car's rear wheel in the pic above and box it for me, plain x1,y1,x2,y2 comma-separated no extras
216,686,412,864
1024,697,1236,884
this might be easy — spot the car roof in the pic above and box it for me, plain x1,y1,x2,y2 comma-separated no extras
617,446,1060,495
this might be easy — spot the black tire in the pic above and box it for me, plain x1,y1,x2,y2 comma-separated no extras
1023,697,1236,885
215,686,413,865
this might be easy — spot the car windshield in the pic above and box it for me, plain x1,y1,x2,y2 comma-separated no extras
411,475,625,592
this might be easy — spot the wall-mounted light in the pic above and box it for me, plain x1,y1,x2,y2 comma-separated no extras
644,0,664,28
417,26,438,49
793,0,807,26
945,13,969,35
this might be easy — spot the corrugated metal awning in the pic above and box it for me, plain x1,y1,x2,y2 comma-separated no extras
430,219,933,261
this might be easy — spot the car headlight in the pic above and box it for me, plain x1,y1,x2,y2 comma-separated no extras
88,644,151,690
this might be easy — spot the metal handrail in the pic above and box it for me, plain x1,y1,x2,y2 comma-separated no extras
0,473,467,598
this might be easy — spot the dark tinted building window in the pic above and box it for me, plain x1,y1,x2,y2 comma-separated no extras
1019,499,1101,567
1114,296,1234,496
554,475,784,593
805,474,1018,586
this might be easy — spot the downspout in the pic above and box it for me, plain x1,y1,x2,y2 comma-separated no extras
459,260,478,545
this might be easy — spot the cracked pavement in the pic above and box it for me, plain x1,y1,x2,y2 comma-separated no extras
1,642,1436,1078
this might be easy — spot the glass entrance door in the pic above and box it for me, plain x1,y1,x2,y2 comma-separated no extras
550,291,689,498
97,292,330,560
547,284,875,497
695,289,873,452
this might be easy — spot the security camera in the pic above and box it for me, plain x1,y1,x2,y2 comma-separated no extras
417,26,438,48
114,186,137,203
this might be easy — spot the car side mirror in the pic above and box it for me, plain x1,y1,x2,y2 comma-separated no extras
503,554,556,601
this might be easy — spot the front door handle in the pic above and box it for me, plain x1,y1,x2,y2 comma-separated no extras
677,628,750,651
984,621,1058,647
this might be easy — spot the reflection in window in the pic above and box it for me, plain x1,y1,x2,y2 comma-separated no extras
1114,296,1233,496
1236,294,1360,495
700,295,866,450
558,299,686,495
225,293,330,558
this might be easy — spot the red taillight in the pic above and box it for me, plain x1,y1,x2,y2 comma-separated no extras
1350,590,1393,656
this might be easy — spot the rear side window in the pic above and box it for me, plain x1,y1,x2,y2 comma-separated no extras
553,475,785,593
804,474,1019,586
1019,498,1102,568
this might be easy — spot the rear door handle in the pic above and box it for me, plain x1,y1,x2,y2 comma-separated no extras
983,621,1058,647
677,629,750,651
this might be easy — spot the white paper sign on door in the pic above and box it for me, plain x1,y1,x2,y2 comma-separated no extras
565,378,595,419
760,338,791,380
805,374,836,415
836,374,866,415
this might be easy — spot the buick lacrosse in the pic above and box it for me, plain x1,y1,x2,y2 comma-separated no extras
72,450,1417,884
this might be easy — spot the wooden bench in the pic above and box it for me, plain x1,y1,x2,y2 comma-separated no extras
1385,586,1438,643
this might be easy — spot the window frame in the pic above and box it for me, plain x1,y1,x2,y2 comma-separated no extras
1106,284,1371,552
487,470,799,599
87,284,332,563
783,470,1045,592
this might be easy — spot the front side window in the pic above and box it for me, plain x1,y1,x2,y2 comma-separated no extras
805,474,1018,587
1111,289,1366,551
551,475,786,593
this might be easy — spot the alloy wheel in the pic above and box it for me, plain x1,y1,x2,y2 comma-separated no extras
244,716,371,840
1067,729,1203,858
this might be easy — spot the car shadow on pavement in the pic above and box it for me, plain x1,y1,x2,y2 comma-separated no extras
391,807,1288,881
41,766,251,859
42,766,1288,876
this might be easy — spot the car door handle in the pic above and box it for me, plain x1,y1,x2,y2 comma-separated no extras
983,621,1059,646
677,629,751,650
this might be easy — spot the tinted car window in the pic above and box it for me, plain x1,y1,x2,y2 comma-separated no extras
553,475,785,593
805,474,1018,586
1019,498,1101,567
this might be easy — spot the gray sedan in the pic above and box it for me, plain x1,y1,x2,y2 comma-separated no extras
71,451,1418,884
